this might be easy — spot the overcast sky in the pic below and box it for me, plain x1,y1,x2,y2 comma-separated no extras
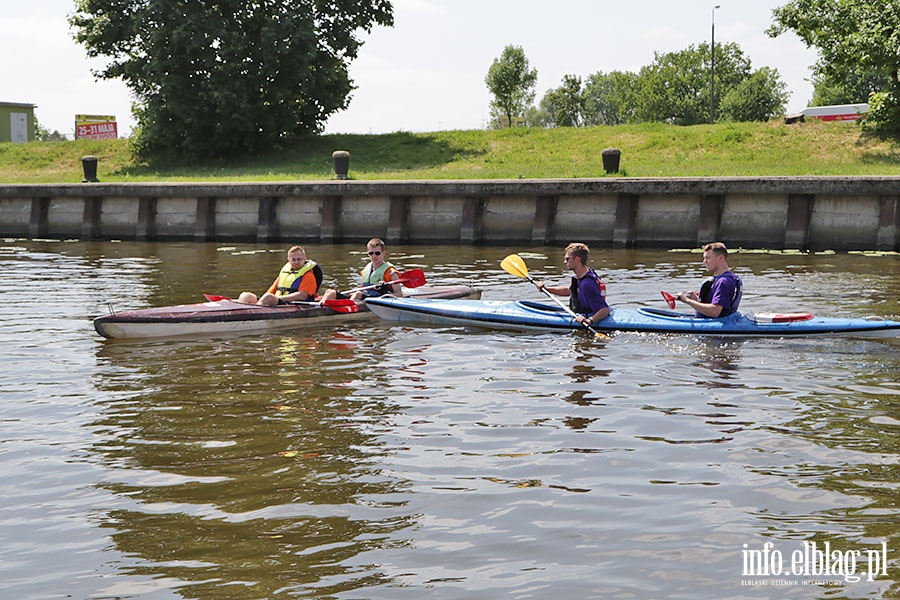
3,0,818,138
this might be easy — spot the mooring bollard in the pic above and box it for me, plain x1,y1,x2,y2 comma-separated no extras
81,155,100,183
332,150,350,180
601,148,621,174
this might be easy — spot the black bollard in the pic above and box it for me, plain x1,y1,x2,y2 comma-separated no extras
81,155,100,182
601,148,621,174
332,150,350,180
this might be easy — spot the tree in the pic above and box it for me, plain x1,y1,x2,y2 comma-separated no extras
582,70,638,126
542,75,584,127
485,45,538,129
34,118,67,142
810,60,888,107
718,67,788,122
69,0,393,161
525,93,559,128
633,43,753,125
769,0,900,131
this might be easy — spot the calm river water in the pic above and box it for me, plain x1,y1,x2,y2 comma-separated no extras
1,240,899,600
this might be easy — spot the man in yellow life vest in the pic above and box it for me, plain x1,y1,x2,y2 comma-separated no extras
321,238,403,302
238,245,323,306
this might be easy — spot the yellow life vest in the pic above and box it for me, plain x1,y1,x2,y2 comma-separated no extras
275,260,319,296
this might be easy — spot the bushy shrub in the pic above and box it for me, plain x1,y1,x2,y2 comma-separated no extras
865,91,900,135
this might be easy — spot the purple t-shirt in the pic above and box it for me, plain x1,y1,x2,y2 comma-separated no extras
699,271,741,317
571,269,609,317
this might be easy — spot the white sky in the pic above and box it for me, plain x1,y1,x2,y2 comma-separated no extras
3,0,818,138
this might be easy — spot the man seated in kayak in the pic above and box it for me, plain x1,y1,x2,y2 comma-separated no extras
535,242,610,328
321,238,404,302
238,245,323,306
674,241,742,318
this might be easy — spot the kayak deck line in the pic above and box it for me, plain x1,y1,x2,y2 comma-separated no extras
94,285,482,339
365,297,900,339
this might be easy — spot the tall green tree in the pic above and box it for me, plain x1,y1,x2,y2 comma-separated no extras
525,95,554,128
543,75,584,127
582,70,638,126
808,59,889,107
633,42,753,125
718,67,788,122
769,0,900,131
485,45,538,128
69,0,393,161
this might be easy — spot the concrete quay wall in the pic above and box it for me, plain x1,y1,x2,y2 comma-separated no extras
2,177,900,250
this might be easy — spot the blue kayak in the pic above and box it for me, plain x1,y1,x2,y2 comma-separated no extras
365,297,900,338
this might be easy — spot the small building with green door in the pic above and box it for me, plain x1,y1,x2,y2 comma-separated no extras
0,102,37,143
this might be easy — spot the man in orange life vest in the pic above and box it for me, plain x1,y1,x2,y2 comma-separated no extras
238,245,322,306
535,242,610,327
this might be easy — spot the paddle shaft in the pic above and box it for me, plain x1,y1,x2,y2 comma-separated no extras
342,280,403,294
528,274,604,335
341,269,425,294
291,300,358,313
500,254,605,336
204,294,357,313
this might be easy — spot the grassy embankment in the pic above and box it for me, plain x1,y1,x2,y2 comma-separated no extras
2,120,900,184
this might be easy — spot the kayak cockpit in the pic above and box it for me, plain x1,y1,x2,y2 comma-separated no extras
516,300,567,314
636,307,706,321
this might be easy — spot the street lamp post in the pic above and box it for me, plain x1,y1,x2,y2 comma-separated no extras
710,4,720,124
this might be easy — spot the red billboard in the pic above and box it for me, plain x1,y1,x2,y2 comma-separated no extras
75,115,118,140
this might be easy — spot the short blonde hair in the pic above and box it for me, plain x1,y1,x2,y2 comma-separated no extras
564,242,590,265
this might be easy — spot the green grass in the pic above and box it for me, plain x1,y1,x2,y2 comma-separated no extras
3,120,900,183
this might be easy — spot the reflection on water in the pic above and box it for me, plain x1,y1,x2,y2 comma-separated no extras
92,330,414,598
1,240,899,598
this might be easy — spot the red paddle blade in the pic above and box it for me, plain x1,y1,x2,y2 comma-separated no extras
660,291,676,309
204,294,231,301
322,299,359,313
326,305,359,314
397,268,427,288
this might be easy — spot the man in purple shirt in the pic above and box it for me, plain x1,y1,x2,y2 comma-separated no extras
675,242,742,318
535,242,610,328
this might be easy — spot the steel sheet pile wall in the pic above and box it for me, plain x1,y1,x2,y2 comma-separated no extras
1,178,899,250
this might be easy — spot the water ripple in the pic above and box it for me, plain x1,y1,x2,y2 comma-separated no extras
1,243,898,599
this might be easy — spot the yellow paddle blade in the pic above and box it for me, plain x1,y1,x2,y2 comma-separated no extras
500,254,529,279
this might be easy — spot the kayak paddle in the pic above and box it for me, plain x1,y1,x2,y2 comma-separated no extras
660,291,677,309
341,268,427,294
290,299,359,314
203,293,358,313
500,254,607,338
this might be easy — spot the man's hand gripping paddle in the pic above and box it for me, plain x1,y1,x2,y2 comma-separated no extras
500,254,608,338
